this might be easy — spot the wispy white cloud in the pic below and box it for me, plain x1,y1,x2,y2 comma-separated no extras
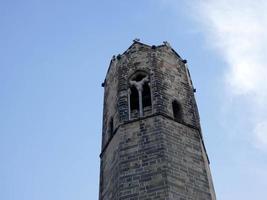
162,0,267,151
196,0,267,151
192,0,267,151
195,0,267,96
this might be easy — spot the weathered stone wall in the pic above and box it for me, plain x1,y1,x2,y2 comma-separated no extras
100,115,214,200
99,41,216,200
152,45,199,128
100,117,169,200
159,116,212,199
102,58,120,148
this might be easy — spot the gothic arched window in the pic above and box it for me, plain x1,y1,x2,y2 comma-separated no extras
128,71,151,119
172,100,182,122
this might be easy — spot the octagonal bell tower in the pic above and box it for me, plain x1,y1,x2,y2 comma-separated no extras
99,40,216,200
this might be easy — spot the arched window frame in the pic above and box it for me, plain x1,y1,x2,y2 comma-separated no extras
128,71,152,119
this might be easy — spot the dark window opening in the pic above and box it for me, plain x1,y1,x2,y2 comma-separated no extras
99,161,104,192
133,74,146,82
172,100,182,122
130,86,139,111
142,82,151,108
109,118,114,137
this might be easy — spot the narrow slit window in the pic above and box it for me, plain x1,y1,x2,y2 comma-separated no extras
142,82,151,108
172,100,182,122
109,118,114,137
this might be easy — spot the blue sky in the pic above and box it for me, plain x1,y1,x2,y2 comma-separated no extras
1,0,267,199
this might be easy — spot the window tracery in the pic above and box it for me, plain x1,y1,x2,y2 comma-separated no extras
128,71,151,119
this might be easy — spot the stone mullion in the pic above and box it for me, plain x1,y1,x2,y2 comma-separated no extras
137,86,143,117
128,89,131,120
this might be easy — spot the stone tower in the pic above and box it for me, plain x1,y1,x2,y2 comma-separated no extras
99,40,216,200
